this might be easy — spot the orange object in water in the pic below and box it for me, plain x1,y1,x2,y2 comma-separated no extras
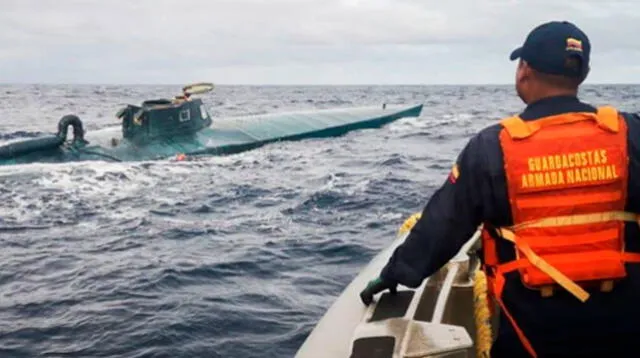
176,153,187,161
480,106,640,357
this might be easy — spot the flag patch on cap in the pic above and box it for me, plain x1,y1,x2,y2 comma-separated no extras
566,37,583,52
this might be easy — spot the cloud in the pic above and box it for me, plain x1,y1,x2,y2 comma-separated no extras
0,0,639,84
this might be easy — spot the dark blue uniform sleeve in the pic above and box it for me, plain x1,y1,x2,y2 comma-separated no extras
625,112,640,213
380,135,485,288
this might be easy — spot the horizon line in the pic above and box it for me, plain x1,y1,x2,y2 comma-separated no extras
1,82,638,86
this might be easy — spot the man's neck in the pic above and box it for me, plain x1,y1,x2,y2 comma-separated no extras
526,89,578,104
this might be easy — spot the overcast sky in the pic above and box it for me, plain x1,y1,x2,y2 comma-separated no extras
1,0,639,85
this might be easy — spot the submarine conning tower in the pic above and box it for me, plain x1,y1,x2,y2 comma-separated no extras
116,82,215,143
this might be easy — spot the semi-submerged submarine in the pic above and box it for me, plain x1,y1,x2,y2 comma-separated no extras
0,83,423,166
295,213,492,358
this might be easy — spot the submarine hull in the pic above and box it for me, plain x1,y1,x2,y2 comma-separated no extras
0,103,423,166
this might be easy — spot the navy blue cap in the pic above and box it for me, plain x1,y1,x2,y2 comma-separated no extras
510,21,590,78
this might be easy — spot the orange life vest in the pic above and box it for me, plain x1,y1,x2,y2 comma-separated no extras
481,106,640,357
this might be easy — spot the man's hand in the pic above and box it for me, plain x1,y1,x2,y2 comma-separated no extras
359,276,398,306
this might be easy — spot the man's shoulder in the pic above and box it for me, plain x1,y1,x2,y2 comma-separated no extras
468,122,503,148
620,110,640,121
620,111,640,145
477,122,503,137
614,110,640,137
456,122,505,167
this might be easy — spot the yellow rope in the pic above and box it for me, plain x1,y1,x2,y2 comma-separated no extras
397,212,422,236
397,212,494,356
473,269,493,358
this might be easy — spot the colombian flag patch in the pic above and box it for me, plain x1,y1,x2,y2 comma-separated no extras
566,37,583,52
449,163,460,183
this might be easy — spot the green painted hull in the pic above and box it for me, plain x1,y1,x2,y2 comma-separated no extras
0,104,423,166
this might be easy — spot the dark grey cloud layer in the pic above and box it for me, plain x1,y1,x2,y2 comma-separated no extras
1,0,639,84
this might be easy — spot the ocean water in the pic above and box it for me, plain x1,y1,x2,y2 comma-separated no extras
0,84,638,358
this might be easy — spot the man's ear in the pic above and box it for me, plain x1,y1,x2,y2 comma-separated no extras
518,60,533,81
